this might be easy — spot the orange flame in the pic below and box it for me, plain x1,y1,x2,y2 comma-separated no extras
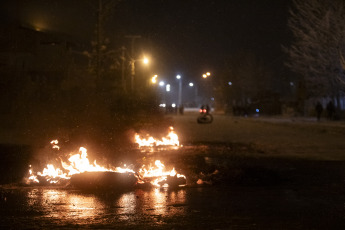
50,139,60,150
137,160,186,187
27,145,134,184
135,127,180,148
27,139,186,187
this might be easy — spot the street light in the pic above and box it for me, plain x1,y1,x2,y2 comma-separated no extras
151,75,158,84
189,82,198,106
201,72,212,106
202,72,211,78
176,75,182,107
143,57,149,64
130,57,149,92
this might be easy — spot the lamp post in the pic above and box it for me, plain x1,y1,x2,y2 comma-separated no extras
130,57,149,92
176,75,182,107
202,72,211,79
202,72,213,103
151,75,158,84
158,81,166,106
189,82,198,106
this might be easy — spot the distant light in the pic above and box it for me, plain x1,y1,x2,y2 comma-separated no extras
151,75,158,84
172,103,176,108
159,81,165,86
256,108,260,113
228,81,232,86
290,82,294,86
166,84,171,92
176,75,181,79
143,57,149,64
159,104,166,108
189,82,194,87
203,72,211,78
211,97,214,101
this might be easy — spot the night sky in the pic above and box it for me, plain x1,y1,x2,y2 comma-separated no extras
1,0,292,83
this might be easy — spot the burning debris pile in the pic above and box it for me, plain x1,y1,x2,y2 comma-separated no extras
27,133,186,190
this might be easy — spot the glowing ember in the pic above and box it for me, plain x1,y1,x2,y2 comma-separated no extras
135,127,180,148
50,139,60,150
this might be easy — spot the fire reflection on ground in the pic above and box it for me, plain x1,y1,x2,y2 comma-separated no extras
116,192,136,220
22,187,187,225
27,189,104,220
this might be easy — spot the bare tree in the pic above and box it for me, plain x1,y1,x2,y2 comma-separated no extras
285,0,345,103
85,0,122,90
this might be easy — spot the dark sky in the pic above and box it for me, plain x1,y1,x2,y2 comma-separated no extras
1,0,292,83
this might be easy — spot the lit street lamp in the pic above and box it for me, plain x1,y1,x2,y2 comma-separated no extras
130,57,149,92
176,75,182,107
143,57,149,64
151,75,158,84
189,82,198,106
166,84,171,92
157,81,166,106
202,72,211,78
201,72,213,106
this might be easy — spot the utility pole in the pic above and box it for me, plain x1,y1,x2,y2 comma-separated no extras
96,0,103,84
120,46,126,92
125,35,141,92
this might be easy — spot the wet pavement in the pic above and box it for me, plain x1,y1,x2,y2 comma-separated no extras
1,144,345,229
1,114,345,229
0,182,344,229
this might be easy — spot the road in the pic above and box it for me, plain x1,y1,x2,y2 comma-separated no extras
170,112,345,160
1,112,345,229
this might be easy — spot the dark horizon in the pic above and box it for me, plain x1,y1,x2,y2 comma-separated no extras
1,0,292,83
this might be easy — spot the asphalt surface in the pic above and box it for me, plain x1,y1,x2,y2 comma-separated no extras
1,113,345,229
171,112,345,160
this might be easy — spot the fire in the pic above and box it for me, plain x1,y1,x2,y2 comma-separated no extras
27,146,134,184
50,139,60,150
137,160,186,187
61,147,115,175
27,139,186,188
135,127,180,148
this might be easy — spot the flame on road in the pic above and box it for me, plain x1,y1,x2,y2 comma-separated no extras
27,138,186,187
28,145,133,184
135,127,180,148
137,160,186,187
50,140,60,150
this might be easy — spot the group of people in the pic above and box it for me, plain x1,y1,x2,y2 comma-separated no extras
315,101,335,121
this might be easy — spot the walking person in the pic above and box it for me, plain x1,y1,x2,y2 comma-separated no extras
315,101,323,121
326,101,335,120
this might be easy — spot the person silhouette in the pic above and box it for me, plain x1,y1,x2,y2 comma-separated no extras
315,101,323,121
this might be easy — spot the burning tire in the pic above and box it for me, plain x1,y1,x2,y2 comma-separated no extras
70,171,138,192
165,175,187,187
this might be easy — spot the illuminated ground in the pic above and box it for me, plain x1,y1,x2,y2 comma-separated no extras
1,113,345,229
172,113,345,160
